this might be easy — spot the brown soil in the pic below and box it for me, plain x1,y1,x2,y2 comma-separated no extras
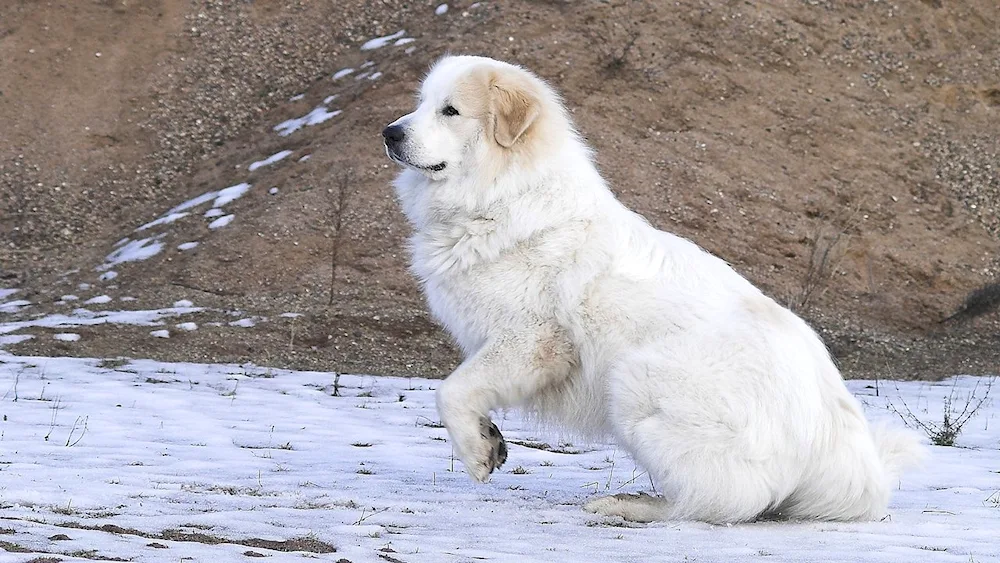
1,0,998,380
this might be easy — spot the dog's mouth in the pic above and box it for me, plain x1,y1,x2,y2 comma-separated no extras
385,145,446,173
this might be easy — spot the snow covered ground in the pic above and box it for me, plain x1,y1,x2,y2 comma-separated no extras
0,355,997,562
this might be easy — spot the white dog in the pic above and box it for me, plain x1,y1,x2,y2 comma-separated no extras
383,55,923,523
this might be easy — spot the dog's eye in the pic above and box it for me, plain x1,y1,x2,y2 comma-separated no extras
441,105,460,117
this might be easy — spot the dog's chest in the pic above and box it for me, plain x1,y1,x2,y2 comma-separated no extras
410,220,570,353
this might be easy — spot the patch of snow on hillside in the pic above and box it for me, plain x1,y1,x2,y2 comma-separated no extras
204,208,224,218
213,182,252,207
0,299,31,314
99,271,118,282
135,211,189,232
0,305,204,336
84,295,112,305
208,214,235,229
0,333,33,345
249,150,292,172
436,3,449,15
361,30,406,50
0,288,18,300
274,106,342,137
53,333,80,342
98,236,165,271
177,242,199,251
332,68,354,80
166,190,220,215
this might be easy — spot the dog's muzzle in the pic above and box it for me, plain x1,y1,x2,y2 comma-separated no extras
381,124,446,172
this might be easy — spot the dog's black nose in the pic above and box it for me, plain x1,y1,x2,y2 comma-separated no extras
382,125,405,145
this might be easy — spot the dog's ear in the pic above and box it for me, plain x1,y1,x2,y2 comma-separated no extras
490,73,540,148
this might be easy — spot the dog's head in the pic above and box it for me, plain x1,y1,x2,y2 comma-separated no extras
382,56,554,180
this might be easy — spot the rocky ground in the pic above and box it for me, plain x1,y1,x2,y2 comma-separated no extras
1,0,998,380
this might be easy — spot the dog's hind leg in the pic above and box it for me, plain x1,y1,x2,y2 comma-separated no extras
583,492,670,523
590,346,794,524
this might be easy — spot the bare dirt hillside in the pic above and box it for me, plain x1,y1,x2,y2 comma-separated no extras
1,0,998,380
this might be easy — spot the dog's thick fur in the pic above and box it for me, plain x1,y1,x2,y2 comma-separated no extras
384,55,923,523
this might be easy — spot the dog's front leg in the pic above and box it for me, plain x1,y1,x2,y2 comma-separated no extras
436,327,573,482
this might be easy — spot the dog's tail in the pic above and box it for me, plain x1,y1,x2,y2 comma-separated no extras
871,423,926,481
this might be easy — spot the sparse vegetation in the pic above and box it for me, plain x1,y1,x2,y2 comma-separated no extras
888,378,994,446
328,168,355,306
65,415,88,447
792,199,865,311
98,358,129,370
586,0,641,72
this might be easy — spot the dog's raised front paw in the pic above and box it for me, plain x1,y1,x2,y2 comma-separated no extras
480,416,508,469
463,416,507,482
